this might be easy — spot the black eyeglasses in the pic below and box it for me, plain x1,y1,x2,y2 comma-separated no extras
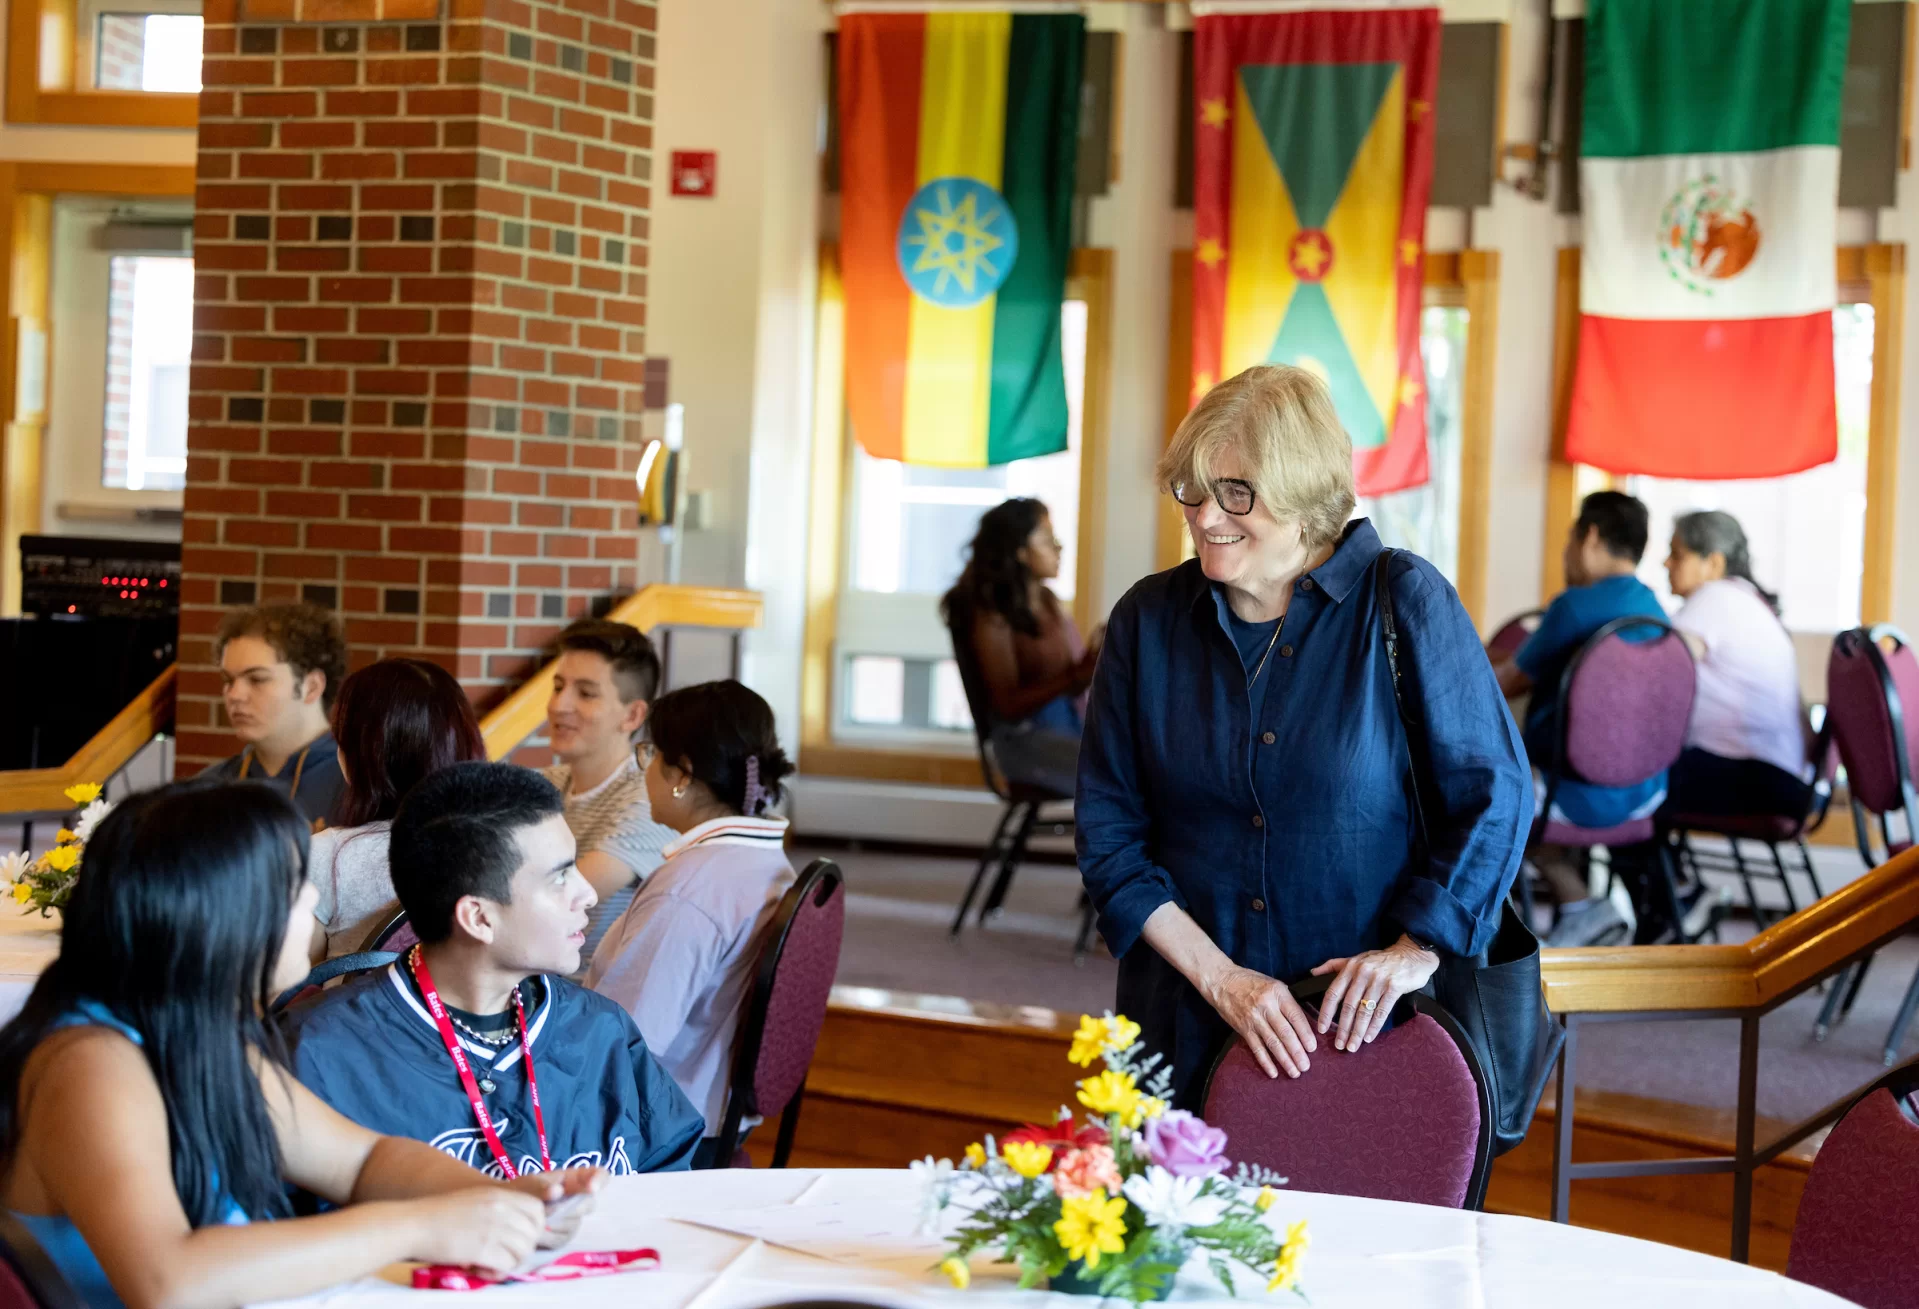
1170,478,1257,516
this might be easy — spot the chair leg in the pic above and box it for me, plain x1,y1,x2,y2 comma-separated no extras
1072,892,1097,967
1885,964,1919,1068
951,801,1022,938
1724,838,1768,928
978,803,1041,922
1840,954,1873,1020
1651,843,1691,944
1765,841,1801,917
771,1088,806,1169
1796,840,1827,903
1814,962,1855,1041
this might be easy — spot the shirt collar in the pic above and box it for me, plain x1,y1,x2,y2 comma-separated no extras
661,814,790,860
1181,516,1384,612
385,964,553,1070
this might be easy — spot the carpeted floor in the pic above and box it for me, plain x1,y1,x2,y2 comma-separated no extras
803,838,1919,1123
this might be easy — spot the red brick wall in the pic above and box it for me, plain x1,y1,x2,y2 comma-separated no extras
102,257,138,487
180,0,656,771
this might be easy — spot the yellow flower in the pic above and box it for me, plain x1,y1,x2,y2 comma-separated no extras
54,830,75,845
11,884,28,904
1255,1186,1278,1212
1137,1096,1168,1123
1268,1219,1309,1292
43,846,78,873
963,1142,986,1169
1002,1141,1052,1179
1076,1069,1140,1123
62,784,101,806
1054,1192,1128,1270
939,1255,971,1289
1103,1013,1141,1052
1068,1014,1109,1067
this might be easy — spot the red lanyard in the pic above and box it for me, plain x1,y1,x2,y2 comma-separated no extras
407,946,552,1179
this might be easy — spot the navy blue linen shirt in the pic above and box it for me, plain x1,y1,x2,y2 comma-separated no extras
1076,520,1531,1107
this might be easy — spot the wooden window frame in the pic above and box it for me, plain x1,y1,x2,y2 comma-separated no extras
7,0,199,127
798,243,1115,787
1158,248,1503,629
1545,244,1904,627
0,162,196,614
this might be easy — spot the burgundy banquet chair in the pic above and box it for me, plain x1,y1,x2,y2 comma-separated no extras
708,857,846,1169
1201,976,1494,1210
0,1213,80,1309
1813,626,1919,1061
1785,1057,1919,1309
1485,608,1545,664
1534,615,1700,942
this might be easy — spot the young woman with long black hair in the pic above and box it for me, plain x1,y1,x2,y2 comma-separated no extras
0,781,601,1309
939,497,1101,796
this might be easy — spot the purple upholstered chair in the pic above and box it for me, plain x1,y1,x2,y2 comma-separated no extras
361,906,419,955
0,1212,81,1309
709,857,846,1169
1534,615,1699,941
1485,608,1545,663
1201,981,1493,1209
1814,627,1919,1059
1785,1059,1919,1309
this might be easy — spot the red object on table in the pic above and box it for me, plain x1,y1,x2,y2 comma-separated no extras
670,151,717,197
411,1248,661,1291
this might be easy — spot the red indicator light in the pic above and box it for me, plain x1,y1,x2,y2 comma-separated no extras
100,577,108,585
158,579,167,587
66,605,74,614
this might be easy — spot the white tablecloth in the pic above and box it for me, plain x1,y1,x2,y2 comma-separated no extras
0,904,60,1024
259,1169,1851,1309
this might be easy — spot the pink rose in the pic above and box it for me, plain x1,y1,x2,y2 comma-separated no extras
1141,1110,1229,1178
1052,1144,1122,1199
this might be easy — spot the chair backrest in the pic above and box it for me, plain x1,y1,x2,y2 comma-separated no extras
944,603,1016,800
0,1213,81,1309
1200,981,1493,1210
1786,1059,1919,1308
1554,615,1696,788
717,858,846,1149
1825,626,1919,820
269,950,400,1015
359,906,418,955
1485,609,1545,662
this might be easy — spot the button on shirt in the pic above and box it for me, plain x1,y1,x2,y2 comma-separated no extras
1076,520,1530,1106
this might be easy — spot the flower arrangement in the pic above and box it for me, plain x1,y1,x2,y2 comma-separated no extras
3,784,110,916
918,1012,1307,1303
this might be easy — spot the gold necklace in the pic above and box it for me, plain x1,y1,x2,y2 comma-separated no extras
1245,612,1286,690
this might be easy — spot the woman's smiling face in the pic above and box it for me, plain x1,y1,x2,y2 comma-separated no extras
1182,451,1296,593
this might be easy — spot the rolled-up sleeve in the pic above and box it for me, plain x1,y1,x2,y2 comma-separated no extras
1386,569,1531,957
1075,592,1186,958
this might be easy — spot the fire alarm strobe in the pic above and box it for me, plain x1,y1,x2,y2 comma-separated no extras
671,151,717,197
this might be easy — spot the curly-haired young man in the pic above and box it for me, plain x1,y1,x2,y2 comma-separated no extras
203,602,350,826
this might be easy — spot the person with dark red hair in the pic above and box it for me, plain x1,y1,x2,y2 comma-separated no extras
307,658,488,962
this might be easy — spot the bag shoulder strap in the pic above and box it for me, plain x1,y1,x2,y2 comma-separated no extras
1375,548,1431,853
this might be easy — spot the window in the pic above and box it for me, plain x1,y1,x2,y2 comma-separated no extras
93,13,204,91
1358,304,1469,582
1627,303,1874,633
836,299,1090,739
102,254,193,491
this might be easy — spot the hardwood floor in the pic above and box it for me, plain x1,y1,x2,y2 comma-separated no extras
748,988,1813,1273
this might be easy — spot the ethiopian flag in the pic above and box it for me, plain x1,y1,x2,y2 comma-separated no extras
1192,6,1438,497
1566,0,1848,479
838,12,1082,468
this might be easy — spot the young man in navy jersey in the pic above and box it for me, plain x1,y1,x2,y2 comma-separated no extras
282,763,702,1177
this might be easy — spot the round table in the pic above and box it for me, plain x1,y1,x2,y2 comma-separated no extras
256,1168,1850,1309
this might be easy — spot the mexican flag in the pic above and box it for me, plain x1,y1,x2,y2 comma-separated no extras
1192,5,1439,497
838,12,1083,468
1565,0,1850,479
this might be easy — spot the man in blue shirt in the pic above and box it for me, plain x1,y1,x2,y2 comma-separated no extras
283,763,702,1177
1493,491,1668,852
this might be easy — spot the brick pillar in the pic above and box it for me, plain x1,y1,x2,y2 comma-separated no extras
179,0,657,770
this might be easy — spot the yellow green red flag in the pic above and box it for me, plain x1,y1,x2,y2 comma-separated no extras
838,12,1083,467
1191,7,1439,496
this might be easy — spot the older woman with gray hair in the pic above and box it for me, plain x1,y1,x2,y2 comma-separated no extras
1662,510,1811,821
1076,365,1530,1108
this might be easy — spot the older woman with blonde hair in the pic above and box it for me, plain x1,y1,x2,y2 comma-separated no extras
1076,365,1530,1107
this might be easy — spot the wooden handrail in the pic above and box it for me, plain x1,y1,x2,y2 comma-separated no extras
0,664,175,815
1541,844,1919,1015
480,585,764,760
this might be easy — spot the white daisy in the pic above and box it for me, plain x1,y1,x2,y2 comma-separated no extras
0,851,28,884
72,798,112,845
1122,1166,1227,1231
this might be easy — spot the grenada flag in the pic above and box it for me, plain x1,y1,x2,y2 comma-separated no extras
839,12,1083,468
1566,0,1849,478
1192,5,1439,497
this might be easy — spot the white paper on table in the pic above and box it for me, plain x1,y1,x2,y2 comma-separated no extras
673,1202,951,1266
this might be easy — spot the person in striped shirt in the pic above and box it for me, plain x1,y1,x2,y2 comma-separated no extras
537,619,676,970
